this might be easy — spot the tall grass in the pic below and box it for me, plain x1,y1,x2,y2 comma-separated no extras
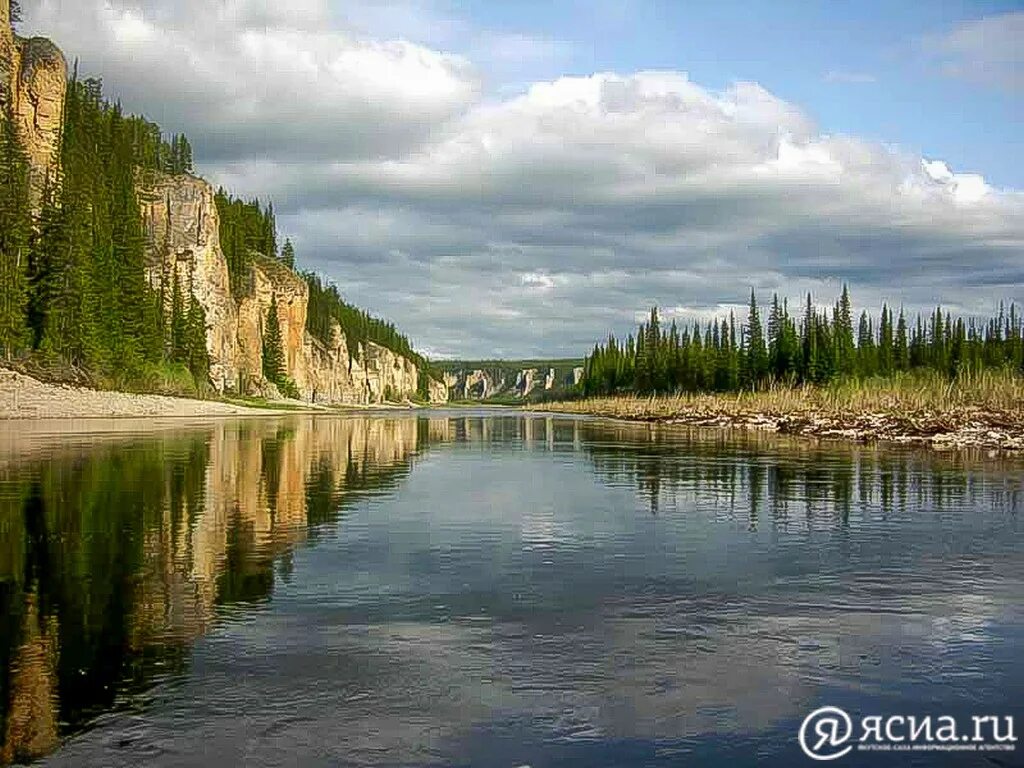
537,369,1024,424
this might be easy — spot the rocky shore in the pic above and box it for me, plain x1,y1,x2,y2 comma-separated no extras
535,397,1024,453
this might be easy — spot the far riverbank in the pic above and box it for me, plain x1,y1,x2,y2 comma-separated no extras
531,373,1024,452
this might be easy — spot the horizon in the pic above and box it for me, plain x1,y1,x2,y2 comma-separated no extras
17,0,1024,360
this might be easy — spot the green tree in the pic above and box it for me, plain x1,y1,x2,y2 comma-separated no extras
280,238,295,268
743,290,768,388
262,294,287,385
0,113,31,358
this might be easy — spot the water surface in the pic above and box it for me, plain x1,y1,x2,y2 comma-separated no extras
0,412,1021,766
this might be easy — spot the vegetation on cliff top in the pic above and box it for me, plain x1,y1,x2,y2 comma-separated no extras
0,55,437,396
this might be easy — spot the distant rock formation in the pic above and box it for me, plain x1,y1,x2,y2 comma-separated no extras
441,363,583,401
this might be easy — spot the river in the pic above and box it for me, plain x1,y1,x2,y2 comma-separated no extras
0,412,1021,766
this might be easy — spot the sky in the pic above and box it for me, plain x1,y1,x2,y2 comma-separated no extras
19,0,1024,359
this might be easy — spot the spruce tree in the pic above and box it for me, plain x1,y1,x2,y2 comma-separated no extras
281,238,295,268
0,112,31,359
262,294,287,385
743,290,768,388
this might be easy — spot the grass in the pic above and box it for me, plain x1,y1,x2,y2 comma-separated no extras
531,369,1024,448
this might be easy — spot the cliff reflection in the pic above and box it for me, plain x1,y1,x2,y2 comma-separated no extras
0,414,1021,765
0,416,435,765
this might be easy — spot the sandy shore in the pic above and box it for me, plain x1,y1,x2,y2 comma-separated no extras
0,368,296,420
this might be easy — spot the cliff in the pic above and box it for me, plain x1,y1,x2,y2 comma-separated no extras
441,362,584,401
0,4,443,405
0,0,66,206
137,171,446,404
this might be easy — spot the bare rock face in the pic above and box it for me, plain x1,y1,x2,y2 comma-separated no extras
1,4,67,205
544,367,557,391
136,170,446,404
236,257,308,393
0,0,445,407
427,376,448,404
515,368,540,398
137,171,240,390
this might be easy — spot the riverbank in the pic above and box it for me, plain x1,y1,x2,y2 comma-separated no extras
533,372,1024,452
0,368,305,419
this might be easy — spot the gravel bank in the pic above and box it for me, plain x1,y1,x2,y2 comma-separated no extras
0,368,290,420
535,399,1024,453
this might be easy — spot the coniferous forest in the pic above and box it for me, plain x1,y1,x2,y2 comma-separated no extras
581,287,1024,397
0,73,206,390
0,70,429,395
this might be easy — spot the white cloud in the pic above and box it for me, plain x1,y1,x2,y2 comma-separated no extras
923,11,1024,91
20,1,1024,358
23,0,478,161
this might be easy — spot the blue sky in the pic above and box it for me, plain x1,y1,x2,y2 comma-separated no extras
25,0,1024,358
338,0,1023,187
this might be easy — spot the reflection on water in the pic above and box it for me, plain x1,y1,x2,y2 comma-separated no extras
0,414,1021,767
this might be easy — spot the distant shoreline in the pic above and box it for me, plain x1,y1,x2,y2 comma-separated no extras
531,387,1024,453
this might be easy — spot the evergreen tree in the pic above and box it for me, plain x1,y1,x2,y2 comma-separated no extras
0,112,31,358
280,238,295,268
262,294,287,385
743,290,768,388
895,309,909,371
835,284,856,377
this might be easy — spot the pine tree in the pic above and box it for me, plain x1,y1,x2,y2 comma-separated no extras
743,290,768,388
895,309,909,371
262,294,287,385
280,238,295,268
835,284,856,377
0,112,31,358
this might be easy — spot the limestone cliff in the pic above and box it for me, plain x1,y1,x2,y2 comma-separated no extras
0,5,444,404
441,363,584,401
137,171,446,404
0,0,66,205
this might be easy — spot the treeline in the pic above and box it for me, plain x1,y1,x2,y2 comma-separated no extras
0,65,437,395
304,272,442,398
213,191,276,296
582,287,1024,396
0,74,208,390
305,272,425,367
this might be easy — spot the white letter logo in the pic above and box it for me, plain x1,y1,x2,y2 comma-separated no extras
799,707,854,761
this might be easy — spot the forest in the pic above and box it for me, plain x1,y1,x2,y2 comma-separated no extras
581,287,1024,397
0,68,431,396
0,73,207,392
304,273,441,398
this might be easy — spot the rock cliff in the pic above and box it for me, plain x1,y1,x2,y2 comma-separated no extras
137,171,446,404
0,0,66,205
441,363,584,401
0,5,443,405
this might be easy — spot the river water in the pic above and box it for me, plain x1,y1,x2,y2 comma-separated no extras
0,412,1021,767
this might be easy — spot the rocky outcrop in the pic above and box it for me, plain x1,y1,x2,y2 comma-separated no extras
0,5,444,405
427,375,448,404
0,0,67,205
137,171,240,390
137,170,446,405
441,363,583,401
